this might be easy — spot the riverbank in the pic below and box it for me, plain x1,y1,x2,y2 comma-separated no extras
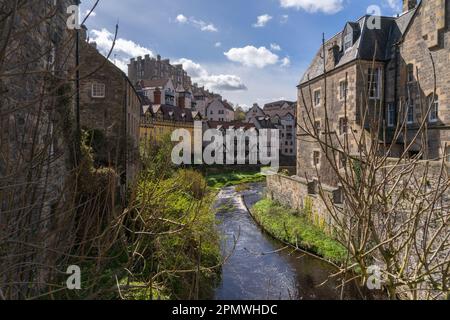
249,198,347,265
206,170,265,189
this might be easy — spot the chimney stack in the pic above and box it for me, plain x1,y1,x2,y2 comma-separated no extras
154,88,162,105
403,0,417,12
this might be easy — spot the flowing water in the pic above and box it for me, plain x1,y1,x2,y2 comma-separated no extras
213,183,363,300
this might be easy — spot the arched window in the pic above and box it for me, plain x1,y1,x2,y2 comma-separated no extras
428,94,439,123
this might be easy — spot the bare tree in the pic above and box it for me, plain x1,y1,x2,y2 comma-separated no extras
297,37,450,300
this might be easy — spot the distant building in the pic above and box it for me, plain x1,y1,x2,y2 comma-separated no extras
140,103,202,148
263,101,297,157
245,103,266,123
245,102,297,158
128,54,191,88
80,41,142,187
137,79,177,106
206,99,235,122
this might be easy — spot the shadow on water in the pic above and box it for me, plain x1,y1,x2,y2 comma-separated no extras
213,183,367,300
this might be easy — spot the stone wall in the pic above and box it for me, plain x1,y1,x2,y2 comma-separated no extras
266,174,339,232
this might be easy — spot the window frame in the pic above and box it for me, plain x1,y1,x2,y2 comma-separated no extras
407,100,415,124
313,89,321,107
367,67,381,99
428,97,439,123
387,103,395,127
91,82,106,98
339,80,348,101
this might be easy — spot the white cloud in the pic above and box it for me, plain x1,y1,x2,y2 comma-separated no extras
385,0,402,12
280,14,289,23
270,43,282,51
83,10,96,18
174,58,247,91
215,42,222,48
281,57,291,67
224,46,280,68
253,14,273,28
279,0,344,14
90,28,154,72
176,14,188,23
175,15,218,32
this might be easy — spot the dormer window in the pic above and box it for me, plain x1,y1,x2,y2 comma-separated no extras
343,31,353,51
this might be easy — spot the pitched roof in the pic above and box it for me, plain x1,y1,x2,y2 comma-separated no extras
299,10,417,85
207,121,255,131
263,100,295,110
139,78,171,88
151,104,198,122
223,100,235,112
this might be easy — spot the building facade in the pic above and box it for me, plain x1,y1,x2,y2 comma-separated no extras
206,99,236,122
80,41,141,187
297,0,449,186
128,54,192,88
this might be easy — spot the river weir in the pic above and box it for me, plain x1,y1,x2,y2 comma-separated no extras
213,183,362,300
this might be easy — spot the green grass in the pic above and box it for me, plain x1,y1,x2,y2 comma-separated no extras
252,199,347,264
206,171,265,189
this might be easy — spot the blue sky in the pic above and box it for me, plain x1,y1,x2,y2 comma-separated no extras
80,0,403,108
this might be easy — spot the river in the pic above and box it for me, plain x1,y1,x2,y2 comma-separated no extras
213,183,363,300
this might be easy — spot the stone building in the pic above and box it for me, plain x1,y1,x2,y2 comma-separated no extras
297,0,449,186
206,98,236,122
140,103,202,147
128,54,192,88
0,0,79,297
137,78,177,106
245,102,297,158
80,41,142,187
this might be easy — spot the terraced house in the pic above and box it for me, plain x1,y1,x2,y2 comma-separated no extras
297,0,449,186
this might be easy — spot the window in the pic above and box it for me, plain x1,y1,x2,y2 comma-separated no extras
428,95,439,123
313,151,321,166
387,103,395,127
92,83,105,98
407,100,414,124
313,89,321,107
339,117,348,135
314,120,321,135
368,68,381,99
339,80,348,100
446,146,450,163
407,64,415,83
338,153,347,169
343,30,353,51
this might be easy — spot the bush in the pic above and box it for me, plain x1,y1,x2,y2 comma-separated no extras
252,199,347,264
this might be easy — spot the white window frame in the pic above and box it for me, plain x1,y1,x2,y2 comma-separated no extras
339,80,348,101
429,98,439,123
313,89,321,107
387,103,395,127
368,67,381,99
92,83,106,98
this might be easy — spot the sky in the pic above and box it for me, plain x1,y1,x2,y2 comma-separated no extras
80,0,404,109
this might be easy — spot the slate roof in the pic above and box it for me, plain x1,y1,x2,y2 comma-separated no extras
139,78,171,88
263,100,295,110
299,9,417,85
151,104,201,122
207,121,256,131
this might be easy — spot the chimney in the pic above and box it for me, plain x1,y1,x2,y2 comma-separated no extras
178,96,185,108
154,88,162,105
326,42,340,70
157,54,161,61
403,0,417,12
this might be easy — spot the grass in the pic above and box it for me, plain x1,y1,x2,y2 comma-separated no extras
206,171,265,189
252,199,347,264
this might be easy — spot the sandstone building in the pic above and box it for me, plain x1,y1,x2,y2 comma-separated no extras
297,0,449,186
79,41,142,187
128,54,192,88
